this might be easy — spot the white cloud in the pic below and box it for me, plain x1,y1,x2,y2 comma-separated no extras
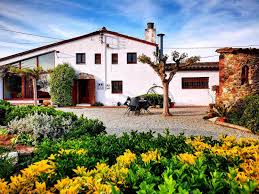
110,0,162,23
0,0,258,61
0,0,99,57
163,0,259,61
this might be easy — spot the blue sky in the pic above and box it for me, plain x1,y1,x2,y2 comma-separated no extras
0,0,259,61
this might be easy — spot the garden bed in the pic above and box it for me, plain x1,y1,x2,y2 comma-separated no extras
0,100,258,193
0,133,258,193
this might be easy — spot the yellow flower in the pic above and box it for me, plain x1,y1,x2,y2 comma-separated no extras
76,149,87,155
186,138,211,152
177,153,197,165
73,166,87,176
55,177,83,193
116,150,136,167
194,151,202,157
6,159,56,193
0,179,9,194
141,149,161,164
48,154,56,160
58,148,88,156
34,181,53,194
236,172,248,183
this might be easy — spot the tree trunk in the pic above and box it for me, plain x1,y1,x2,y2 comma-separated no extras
32,77,37,106
162,81,171,116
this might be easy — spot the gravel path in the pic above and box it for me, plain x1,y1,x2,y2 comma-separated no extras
58,107,258,139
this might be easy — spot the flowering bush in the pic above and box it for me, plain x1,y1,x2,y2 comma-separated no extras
0,102,106,144
8,113,73,145
1,132,258,193
3,104,77,125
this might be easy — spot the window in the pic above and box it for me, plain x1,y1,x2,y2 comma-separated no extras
21,57,37,69
38,52,55,70
3,75,22,99
112,53,118,64
95,53,101,64
76,53,85,64
241,65,249,85
112,81,123,94
127,53,137,64
182,77,209,89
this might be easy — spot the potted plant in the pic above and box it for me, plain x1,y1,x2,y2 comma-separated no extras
213,104,232,122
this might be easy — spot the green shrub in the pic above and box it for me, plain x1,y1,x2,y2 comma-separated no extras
8,112,73,145
91,102,104,106
0,100,13,125
0,156,15,179
33,131,194,166
49,63,76,106
3,105,77,125
0,147,9,155
228,95,259,133
66,116,106,138
0,100,12,106
140,94,171,108
29,132,258,193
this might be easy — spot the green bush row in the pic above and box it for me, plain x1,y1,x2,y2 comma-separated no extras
33,131,221,176
228,94,259,134
140,94,172,108
0,100,106,140
0,101,77,125
29,132,257,193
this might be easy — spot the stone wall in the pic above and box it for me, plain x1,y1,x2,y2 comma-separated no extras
216,48,259,105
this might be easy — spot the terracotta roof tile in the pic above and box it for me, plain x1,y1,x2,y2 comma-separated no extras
216,47,259,54
0,28,157,63
166,62,219,71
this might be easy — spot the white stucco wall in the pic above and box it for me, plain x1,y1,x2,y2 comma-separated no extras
52,34,159,105
169,71,219,106
0,32,219,106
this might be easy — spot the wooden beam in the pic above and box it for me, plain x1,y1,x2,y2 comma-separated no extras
21,76,25,98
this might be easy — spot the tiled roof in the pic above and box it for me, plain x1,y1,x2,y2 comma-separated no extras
166,62,219,71
0,28,157,63
216,47,259,54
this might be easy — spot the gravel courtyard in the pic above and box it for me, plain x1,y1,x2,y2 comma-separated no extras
58,107,258,139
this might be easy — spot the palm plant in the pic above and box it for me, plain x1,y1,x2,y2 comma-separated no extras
213,104,233,118
8,66,51,105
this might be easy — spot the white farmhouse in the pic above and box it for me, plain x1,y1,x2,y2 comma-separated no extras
0,23,219,106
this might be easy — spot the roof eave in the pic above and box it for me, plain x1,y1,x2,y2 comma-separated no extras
0,29,157,63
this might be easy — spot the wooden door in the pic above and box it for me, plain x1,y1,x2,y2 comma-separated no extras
88,79,96,104
77,79,96,104
79,80,89,104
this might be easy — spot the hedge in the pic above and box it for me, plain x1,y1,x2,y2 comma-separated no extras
228,94,259,134
140,94,172,108
49,63,76,106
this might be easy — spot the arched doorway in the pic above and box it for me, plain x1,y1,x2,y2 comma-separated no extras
72,73,96,105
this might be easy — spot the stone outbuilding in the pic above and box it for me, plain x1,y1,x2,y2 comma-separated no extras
215,47,259,105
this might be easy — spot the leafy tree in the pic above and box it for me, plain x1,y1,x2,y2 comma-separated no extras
49,63,76,106
139,51,199,116
8,66,48,105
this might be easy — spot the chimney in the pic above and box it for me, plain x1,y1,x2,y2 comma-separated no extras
145,22,156,43
157,33,165,57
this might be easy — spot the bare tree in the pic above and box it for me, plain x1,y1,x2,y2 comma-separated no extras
139,51,200,116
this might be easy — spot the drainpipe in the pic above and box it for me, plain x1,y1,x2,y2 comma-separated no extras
104,35,108,90
157,33,165,59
